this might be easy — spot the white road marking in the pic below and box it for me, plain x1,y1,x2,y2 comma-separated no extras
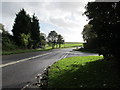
61,52,69,59
63,52,69,58
0,52,54,68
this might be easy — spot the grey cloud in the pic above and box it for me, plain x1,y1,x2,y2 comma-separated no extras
49,17,80,29
1,2,88,42
44,2,85,13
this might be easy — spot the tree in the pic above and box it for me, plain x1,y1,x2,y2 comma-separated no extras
30,14,41,49
12,9,42,49
0,23,4,50
57,34,64,48
82,24,98,49
84,2,120,59
82,24,97,42
47,31,58,49
0,23,4,43
0,23,5,33
0,23,9,35
20,33,31,49
1,23,18,50
40,33,46,48
12,9,31,47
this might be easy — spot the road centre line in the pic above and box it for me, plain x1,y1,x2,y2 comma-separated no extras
0,52,55,68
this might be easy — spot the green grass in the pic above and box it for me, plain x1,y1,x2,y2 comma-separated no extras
2,42,82,55
61,42,83,48
48,56,120,88
2,47,52,55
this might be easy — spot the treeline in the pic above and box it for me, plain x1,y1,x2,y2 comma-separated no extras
2,9,64,50
82,2,120,60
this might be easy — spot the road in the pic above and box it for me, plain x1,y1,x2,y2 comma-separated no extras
2,48,98,89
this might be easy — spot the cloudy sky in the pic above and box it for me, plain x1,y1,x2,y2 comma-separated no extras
1,0,95,42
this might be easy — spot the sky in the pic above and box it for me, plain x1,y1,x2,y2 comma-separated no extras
1,0,95,42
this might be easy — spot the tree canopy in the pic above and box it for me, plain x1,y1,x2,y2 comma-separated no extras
12,9,31,46
1,23,18,50
84,2,120,59
12,9,41,49
57,34,64,48
31,14,41,49
47,31,58,49
47,31,64,49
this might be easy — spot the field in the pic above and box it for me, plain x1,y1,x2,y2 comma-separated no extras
61,42,82,48
48,56,120,88
2,42,82,55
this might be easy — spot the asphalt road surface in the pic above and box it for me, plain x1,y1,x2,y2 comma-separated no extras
2,48,98,89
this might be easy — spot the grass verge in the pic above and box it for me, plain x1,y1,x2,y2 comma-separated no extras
2,42,82,55
48,56,120,88
2,47,52,55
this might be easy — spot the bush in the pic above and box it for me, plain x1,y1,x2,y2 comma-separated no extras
2,35,18,50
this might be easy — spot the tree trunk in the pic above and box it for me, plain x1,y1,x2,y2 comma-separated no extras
59,44,61,48
52,44,54,49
